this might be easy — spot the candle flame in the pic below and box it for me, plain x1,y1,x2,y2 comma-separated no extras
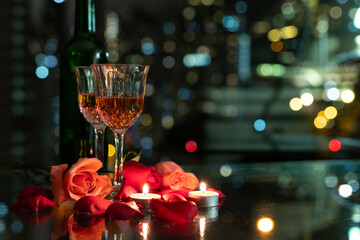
200,182,206,193
143,184,149,195
142,222,149,240
199,218,206,238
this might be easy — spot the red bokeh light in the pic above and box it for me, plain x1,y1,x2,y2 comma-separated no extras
329,139,341,152
185,140,197,153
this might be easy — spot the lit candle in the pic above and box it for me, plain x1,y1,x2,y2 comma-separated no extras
188,182,219,207
130,184,161,210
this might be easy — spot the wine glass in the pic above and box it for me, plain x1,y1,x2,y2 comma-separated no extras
74,66,108,170
91,64,149,187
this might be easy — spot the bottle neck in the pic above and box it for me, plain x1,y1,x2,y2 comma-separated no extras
74,0,96,35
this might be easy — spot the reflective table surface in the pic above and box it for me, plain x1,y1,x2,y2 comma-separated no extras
1,159,360,240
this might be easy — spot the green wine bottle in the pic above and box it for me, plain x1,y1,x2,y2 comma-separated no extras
59,0,108,165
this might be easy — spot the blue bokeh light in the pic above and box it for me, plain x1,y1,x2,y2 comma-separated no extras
254,119,266,132
35,53,46,66
141,42,155,55
45,55,58,68
235,1,248,14
178,88,191,101
163,22,176,35
222,15,240,32
36,66,49,79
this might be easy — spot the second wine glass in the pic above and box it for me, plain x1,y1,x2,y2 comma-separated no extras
91,64,149,187
75,66,108,170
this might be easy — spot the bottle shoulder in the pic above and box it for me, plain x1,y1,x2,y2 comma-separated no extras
60,35,108,64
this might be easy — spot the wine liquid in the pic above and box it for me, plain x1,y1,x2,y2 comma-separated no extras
78,93,105,129
97,97,144,132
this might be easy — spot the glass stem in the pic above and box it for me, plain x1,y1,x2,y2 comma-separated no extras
114,132,125,187
94,127,106,170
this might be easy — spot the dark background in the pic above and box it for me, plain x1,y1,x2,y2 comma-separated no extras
2,0,360,168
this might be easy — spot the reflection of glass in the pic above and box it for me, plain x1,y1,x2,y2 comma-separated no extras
91,64,149,187
75,66,107,170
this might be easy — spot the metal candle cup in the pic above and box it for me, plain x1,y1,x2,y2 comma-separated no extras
188,183,219,207
130,184,161,210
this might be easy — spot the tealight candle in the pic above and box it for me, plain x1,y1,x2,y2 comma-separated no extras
130,184,161,210
188,182,219,207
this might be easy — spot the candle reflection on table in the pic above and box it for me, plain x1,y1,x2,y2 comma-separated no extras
199,217,206,239
142,222,149,240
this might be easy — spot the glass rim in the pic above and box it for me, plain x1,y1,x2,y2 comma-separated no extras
91,63,150,68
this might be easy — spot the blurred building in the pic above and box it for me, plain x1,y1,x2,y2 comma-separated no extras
2,0,360,167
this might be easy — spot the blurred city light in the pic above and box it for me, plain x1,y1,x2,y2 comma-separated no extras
329,139,341,152
220,165,232,177
339,184,352,198
300,92,314,106
289,97,302,111
185,140,197,153
183,53,211,67
257,217,274,233
324,106,337,119
341,89,355,103
254,119,266,132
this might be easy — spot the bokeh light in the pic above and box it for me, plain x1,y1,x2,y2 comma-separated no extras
257,217,274,233
289,97,302,111
339,184,352,198
35,66,49,79
327,88,340,101
300,92,314,106
324,106,337,119
329,139,341,152
220,165,232,177
341,89,355,103
314,116,327,129
254,119,266,132
185,140,197,153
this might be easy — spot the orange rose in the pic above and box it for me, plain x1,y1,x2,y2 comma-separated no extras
155,161,198,191
165,169,198,191
50,158,113,203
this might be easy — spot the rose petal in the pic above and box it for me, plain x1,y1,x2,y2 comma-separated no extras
115,179,138,202
93,175,113,199
68,158,103,174
149,199,198,224
73,196,114,216
17,186,53,201
9,195,58,211
207,187,226,207
50,164,69,203
123,161,160,191
157,188,189,198
161,193,187,202
105,201,144,221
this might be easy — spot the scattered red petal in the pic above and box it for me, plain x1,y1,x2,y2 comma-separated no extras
73,196,113,216
17,186,53,201
162,193,187,202
9,195,58,211
149,198,198,224
105,201,144,221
